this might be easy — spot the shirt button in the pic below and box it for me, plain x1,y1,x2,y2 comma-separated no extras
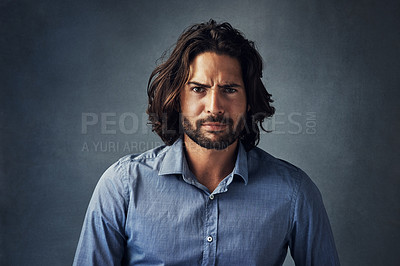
209,194,214,200
207,236,213,242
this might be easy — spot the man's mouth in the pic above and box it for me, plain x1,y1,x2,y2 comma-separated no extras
201,122,228,131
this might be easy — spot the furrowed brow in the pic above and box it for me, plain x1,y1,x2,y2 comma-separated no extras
218,83,242,88
187,81,211,88
187,81,242,88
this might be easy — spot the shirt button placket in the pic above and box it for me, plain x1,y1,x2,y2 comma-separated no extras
202,194,218,266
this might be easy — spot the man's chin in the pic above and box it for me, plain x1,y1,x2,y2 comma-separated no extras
187,135,237,150
182,119,241,150
197,141,232,150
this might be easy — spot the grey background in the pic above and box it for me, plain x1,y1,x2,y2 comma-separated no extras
1,0,399,265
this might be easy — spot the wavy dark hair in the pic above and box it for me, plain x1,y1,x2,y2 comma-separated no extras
147,19,275,151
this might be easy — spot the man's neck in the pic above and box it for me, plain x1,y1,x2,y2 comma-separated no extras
183,135,238,192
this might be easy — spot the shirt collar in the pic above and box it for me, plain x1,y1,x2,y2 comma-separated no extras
232,141,248,185
158,138,185,175
159,138,249,185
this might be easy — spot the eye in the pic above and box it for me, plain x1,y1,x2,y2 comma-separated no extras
223,87,237,94
192,87,205,93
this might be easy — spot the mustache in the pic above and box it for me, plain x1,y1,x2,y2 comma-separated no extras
197,115,234,126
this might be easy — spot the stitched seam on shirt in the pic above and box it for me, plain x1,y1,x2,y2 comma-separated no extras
129,145,170,162
114,145,169,166
202,197,209,265
287,170,303,243
122,160,130,235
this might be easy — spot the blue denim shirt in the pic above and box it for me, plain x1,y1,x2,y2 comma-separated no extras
73,138,339,266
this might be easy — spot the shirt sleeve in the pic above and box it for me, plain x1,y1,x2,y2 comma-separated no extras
288,171,340,266
73,161,129,266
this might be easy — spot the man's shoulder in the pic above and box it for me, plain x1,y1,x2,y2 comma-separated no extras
246,146,314,189
116,144,170,165
101,144,171,179
247,146,321,196
248,146,303,174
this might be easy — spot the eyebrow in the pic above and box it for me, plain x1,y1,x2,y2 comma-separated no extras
187,81,242,88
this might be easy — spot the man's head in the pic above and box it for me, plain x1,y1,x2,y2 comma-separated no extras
180,52,247,150
147,19,275,151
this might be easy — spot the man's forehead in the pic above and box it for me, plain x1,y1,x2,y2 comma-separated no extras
186,52,243,85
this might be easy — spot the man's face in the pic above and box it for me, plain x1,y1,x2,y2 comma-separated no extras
180,52,247,150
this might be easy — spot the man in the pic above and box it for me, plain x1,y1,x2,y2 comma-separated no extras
73,20,340,265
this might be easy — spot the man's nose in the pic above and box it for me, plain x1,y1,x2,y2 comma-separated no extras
206,89,224,115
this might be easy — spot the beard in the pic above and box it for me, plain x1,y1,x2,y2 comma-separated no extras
182,114,245,150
